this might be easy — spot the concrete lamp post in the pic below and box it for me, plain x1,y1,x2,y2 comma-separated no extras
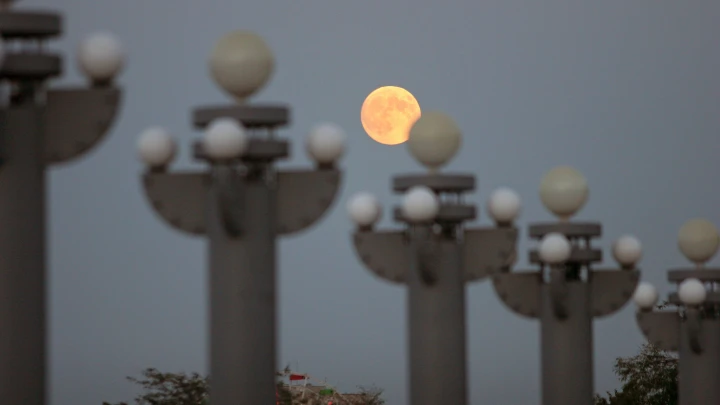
491,166,641,405
348,111,519,405
0,3,124,405
634,218,720,405
137,31,344,405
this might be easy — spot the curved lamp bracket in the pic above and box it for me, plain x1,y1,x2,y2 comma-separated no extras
44,87,122,165
142,172,209,235
352,230,408,284
492,272,542,319
276,169,341,236
463,227,518,282
591,269,640,317
636,311,680,352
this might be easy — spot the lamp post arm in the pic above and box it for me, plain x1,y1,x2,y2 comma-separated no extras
589,269,640,318
351,230,408,284
492,272,542,319
462,227,518,281
43,87,122,165
275,169,341,235
636,310,680,352
142,171,209,235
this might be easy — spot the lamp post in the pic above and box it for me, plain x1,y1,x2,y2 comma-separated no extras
137,30,345,405
347,111,519,405
634,218,720,405
0,3,124,404
491,166,641,405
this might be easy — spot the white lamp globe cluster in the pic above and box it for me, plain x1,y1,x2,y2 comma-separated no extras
633,218,719,311
136,31,346,169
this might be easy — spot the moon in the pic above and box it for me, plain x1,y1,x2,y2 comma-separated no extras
361,86,421,145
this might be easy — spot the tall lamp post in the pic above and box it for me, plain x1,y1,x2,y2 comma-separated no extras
491,166,641,405
0,3,124,405
136,31,345,405
634,218,720,405
347,111,519,405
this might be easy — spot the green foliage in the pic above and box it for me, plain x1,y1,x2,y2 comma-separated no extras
595,302,678,405
104,367,383,405
356,385,385,405
102,368,208,405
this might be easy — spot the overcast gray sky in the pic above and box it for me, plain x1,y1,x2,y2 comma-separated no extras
22,0,720,404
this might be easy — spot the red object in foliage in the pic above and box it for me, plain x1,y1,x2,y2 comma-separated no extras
289,373,306,381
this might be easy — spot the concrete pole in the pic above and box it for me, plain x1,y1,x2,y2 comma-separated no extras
207,165,277,405
0,103,47,405
0,9,123,405
407,226,467,405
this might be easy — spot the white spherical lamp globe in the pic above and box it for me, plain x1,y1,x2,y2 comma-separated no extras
401,186,440,223
538,233,572,264
612,235,643,267
203,118,248,161
633,282,658,310
137,127,176,167
487,187,521,224
209,30,274,102
77,33,124,84
678,278,707,306
407,111,461,171
306,123,346,165
347,192,382,228
678,219,720,265
539,166,589,220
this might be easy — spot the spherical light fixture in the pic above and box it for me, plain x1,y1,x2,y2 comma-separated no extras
209,30,274,102
347,192,382,228
77,32,124,84
539,166,589,220
633,282,659,310
306,123,346,165
401,186,440,223
203,118,249,161
678,219,720,265
612,235,643,267
487,187,521,224
538,233,572,264
407,111,461,172
137,127,176,168
678,278,707,306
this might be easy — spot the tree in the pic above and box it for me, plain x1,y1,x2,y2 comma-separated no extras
104,368,381,405
595,303,678,405
355,385,385,405
102,368,209,405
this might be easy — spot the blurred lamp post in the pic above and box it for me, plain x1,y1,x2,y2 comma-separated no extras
0,3,124,405
634,219,720,405
348,111,519,405
492,166,641,405
137,31,344,405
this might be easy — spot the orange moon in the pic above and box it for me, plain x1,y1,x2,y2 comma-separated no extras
360,86,421,145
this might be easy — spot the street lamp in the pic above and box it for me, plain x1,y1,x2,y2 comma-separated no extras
137,30,344,405
634,218,720,405
348,111,519,405
492,166,641,405
0,3,124,405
